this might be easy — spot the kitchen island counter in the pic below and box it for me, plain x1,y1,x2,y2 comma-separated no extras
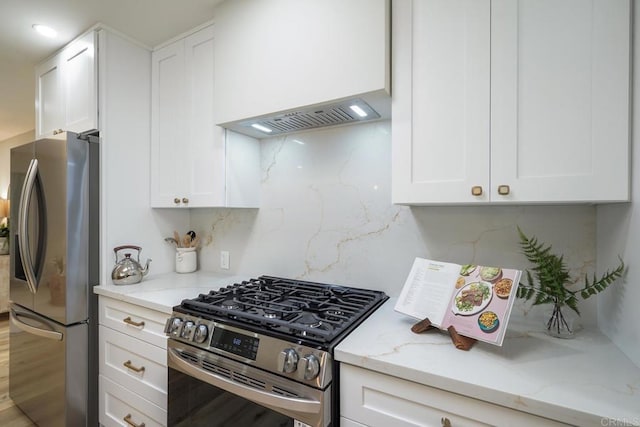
93,271,243,313
335,298,640,426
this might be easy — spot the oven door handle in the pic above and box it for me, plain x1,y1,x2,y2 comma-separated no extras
168,348,321,414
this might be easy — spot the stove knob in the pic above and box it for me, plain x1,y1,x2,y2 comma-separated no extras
180,321,195,339
298,354,321,380
277,348,299,374
166,317,183,336
193,324,209,343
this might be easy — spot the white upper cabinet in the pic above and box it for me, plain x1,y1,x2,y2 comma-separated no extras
35,55,64,138
212,0,390,128
150,25,260,208
35,31,97,139
62,32,98,135
392,0,631,205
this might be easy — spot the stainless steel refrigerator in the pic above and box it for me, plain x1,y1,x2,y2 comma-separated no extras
9,131,99,426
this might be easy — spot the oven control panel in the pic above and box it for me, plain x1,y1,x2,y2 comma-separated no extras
165,313,332,388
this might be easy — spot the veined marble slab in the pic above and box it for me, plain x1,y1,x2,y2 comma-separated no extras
335,298,640,426
93,272,243,313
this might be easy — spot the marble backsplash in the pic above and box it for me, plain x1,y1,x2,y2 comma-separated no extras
189,120,598,327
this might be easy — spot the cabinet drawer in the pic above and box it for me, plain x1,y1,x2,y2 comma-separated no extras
99,375,166,427
99,325,167,408
341,364,568,427
341,417,368,427
99,297,168,348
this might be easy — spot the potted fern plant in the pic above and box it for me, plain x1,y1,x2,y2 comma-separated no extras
517,227,625,338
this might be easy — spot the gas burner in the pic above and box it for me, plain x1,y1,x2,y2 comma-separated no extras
297,313,323,329
221,299,240,310
324,309,346,321
176,275,388,345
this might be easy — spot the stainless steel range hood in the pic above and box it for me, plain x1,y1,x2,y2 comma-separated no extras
219,91,390,139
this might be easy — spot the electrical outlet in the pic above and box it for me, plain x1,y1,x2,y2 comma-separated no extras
220,251,230,270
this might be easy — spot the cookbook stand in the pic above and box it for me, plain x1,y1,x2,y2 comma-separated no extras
411,318,477,351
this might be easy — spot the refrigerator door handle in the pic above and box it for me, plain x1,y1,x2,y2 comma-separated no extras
10,309,64,341
18,158,39,294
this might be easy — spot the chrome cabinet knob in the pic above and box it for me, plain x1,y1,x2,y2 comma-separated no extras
277,348,299,373
298,354,320,380
173,198,180,204
193,324,209,343
182,197,189,204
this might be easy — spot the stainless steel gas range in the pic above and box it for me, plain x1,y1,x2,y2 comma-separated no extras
164,276,388,427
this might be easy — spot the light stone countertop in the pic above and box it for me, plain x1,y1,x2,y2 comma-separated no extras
93,271,244,314
335,298,640,426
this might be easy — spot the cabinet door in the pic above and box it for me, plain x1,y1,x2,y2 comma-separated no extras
35,55,64,139
392,0,491,204
183,25,226,207
491,0,631,203
214,0,389,125
150,41,186,207
62,31,98,134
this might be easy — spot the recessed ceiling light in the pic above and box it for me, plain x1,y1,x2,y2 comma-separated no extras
32,24,57,38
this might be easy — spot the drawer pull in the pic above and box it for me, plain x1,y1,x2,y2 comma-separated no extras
441,417,452,427
174,197,180,204
124,414,145,427
471,186,483,196
123,317,145,328
497,184,510,195
123,360,146,373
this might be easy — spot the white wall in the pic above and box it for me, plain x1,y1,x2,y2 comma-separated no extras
0,129,35,198
189,120,599,329
595,4,640,369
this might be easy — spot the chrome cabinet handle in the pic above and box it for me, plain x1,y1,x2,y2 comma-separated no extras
10,310,63,341
123,317,145,328
497,185,510,195
441,417,452,427
123,360,145,373
18,158,39,294
173,197,180,204
169,348,321,414
182,197,189,204
123,414,145,427
471,186,483,196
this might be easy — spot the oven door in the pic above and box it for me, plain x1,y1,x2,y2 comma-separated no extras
167,339,331,427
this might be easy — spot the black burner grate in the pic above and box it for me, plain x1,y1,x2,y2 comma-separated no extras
178,276,387,344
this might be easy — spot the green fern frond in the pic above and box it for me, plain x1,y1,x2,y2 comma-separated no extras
578,258,624,300
516,227,625,314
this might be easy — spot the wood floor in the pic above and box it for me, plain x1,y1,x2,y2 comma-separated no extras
0,313,36,427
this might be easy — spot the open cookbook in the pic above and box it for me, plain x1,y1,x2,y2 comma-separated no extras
395,258,522,346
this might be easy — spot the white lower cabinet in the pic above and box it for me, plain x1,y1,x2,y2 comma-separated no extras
100,375,166,427
99,297,168,426
340,364,568,427
341,417,369,427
